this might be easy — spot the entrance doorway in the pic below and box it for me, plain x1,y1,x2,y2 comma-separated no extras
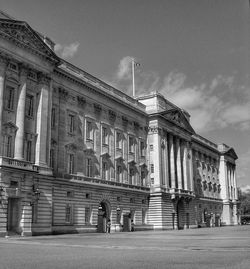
7,198,20,235
177,199,185,230
97,201,110,233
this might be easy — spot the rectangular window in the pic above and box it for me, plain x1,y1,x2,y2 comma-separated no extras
102,126,108,145
68,154,75,174
116,164,122,182
50,149,55,169
26,140,32,162
150,144,154,151
5,86,15,110
102,161,107,180
32,203,38,223
140,141,146,157
85,207,91,224
65,204,73,223
129,167,134,185
26,94,34,117
68,114,75,134
86,121,93,140
142,209,147,224
51,107,56,128
116,131,122,149
129,136,134,153
6,136,12,157
140,170,145,186
86,158,93,177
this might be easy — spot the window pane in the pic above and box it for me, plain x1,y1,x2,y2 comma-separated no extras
26,95,34,117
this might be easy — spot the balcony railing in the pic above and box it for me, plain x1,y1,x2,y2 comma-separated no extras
4,187,21,198
71,175,150,192
0,157,39,172
169,188,195,197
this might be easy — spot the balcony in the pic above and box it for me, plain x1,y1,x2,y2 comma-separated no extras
4,187,22,198
0,157,39,172
71,175,150,192
169,188,195,199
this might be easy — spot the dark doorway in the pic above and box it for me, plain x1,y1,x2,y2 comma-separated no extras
177,199,185,230
97,201,110,233
7,198,20,234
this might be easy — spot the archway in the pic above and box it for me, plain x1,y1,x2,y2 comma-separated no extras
177,199,185,230
97,200,110,233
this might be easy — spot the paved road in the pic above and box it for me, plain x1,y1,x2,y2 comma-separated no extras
0,226,249,269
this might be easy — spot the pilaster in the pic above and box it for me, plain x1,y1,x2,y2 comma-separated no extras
176,137,182,189
0,56,8,156
14,65,28,160
35,73,51,167
169,134,175,189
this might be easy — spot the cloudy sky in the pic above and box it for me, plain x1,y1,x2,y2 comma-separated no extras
2,0,249,188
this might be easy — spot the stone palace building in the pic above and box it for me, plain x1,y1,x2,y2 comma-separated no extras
0,11,239,236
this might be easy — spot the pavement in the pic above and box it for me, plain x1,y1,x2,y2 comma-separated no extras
0,225,249,269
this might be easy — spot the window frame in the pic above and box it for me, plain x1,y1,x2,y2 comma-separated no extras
25,94,34,117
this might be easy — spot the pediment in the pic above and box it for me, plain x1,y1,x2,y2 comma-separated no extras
3,121,18,133
0,18,60,64
65,143,77,152
225,148,238,160
160,109,195,134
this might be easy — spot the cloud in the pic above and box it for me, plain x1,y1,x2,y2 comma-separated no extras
110,57,250,133
240,185,250,193
116,56,132,80
236,148,250,187
55,42,80,59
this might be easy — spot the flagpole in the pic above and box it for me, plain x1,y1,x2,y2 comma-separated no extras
132,58,135,98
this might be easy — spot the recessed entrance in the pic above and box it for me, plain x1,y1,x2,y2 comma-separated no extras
7,198,20,235
97,201,110,233
177,199,185,230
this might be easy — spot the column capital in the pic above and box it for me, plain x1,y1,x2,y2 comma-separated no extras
37,72,51,86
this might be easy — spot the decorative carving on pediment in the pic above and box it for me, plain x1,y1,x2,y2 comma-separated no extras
0,21,60,64
108,110,116,122
59,87,68,100
65,143,77,153
94,103,102,114
77,96,86,108
2,28,38,49
122,116,128,127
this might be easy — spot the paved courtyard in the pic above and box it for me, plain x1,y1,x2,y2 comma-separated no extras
0,226,249,269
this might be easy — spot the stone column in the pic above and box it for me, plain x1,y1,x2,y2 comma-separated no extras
176,137,182,189
35,73,50,167
169,134,176,189
14,66,28,160
164,134,169,188
0,56,8,156
188,142,194,192
233,166,238,200
183,141,188,190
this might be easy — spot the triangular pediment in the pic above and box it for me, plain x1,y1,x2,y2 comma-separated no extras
160,109,195,134
225,148,238,160
0,18,60,64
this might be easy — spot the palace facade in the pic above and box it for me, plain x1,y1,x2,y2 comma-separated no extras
0,11,239,236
